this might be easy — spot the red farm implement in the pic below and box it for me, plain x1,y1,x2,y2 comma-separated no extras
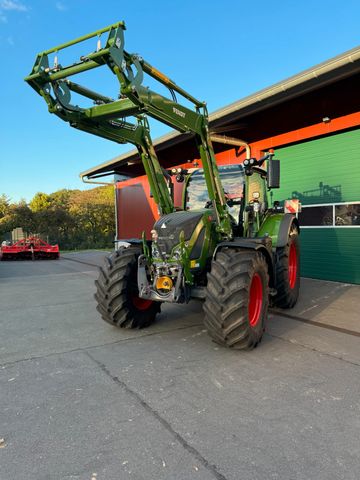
0,237,60,260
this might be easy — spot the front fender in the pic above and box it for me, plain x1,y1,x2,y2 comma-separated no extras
214,238,275,288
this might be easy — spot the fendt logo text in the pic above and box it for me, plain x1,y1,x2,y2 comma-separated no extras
173,107,186,118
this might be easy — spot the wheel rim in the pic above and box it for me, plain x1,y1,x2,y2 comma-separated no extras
248,273,263,327
131,295,153,311
288,242,297,289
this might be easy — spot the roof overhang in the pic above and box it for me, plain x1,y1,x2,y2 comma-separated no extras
80,45,360,181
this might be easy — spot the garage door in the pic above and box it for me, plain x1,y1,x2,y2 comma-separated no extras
274,128,360,284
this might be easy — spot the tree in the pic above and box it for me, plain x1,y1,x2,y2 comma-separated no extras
29,192,52,212
0,200,35,236
0,194,10,219
69,186,115,249
0,186,115,250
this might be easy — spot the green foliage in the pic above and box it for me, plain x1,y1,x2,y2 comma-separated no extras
0,186,115,250
0,194,10,218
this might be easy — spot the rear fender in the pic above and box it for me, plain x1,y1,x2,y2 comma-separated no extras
277,215,299,248
258,213,299,249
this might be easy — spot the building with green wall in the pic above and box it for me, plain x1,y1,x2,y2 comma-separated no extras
81,46,360,284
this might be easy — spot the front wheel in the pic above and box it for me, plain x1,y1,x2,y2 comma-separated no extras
94,247,161,329
203,248,269,349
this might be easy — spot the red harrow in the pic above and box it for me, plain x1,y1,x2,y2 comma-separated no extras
0,236,60,260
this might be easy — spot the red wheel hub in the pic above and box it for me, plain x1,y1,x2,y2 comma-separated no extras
131,295,153,311
288,242,297,289
248,273,263,327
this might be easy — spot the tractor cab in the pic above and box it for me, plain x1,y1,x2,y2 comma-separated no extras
184,163,269,237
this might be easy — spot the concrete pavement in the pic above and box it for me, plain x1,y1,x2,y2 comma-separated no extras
0,253,359,480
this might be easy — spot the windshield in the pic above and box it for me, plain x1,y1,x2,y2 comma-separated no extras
186,164,245,220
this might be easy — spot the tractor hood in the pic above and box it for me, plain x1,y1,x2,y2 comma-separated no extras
154,210,206,254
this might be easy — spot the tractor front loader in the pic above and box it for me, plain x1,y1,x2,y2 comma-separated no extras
25,21,300,349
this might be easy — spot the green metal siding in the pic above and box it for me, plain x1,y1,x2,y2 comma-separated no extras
300,229,360,283
275,129,360,284
274,129,360,205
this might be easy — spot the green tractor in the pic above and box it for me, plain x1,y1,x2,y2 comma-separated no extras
25,21,300,349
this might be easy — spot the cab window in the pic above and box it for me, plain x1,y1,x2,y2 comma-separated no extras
186,165,245,220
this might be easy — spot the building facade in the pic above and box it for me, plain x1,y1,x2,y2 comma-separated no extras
81,47,360,284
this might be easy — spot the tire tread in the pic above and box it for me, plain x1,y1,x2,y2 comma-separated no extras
203,247,269,350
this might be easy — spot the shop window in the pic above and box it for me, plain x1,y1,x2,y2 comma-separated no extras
299,206,333,226
299,202,360,227
335,204,360,226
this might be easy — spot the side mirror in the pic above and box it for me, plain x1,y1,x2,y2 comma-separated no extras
267,159,280,189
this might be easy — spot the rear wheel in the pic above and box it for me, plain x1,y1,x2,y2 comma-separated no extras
203,248,269,349
95,247,161,328
273,225,300,308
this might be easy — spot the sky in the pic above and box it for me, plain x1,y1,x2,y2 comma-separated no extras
0,0,359,202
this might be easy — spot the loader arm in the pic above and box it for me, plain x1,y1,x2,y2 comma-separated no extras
25,21,232,238
72,116,175,216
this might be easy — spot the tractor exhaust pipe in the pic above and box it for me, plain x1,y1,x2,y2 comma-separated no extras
210,134,251,160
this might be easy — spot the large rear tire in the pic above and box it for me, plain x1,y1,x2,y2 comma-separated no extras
273,225,300,309
95,247,161,328
203,248,269,349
